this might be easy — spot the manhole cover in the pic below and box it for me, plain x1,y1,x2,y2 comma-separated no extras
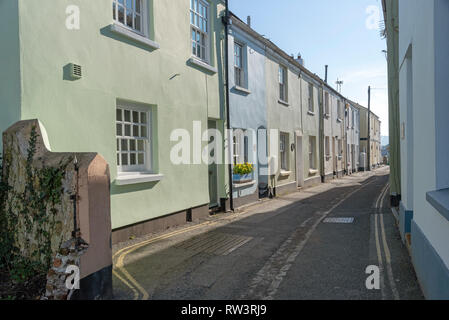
323,217,354,224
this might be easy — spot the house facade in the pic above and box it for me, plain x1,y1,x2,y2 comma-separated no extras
0,0,228,243
383,0,449,299
356,104,381,171
346,102,360,174
228,14,268,207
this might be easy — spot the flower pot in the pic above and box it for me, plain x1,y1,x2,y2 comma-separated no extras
233,173,253,184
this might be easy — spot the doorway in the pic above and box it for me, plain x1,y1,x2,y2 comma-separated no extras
208,120,218,208
296,135,304,187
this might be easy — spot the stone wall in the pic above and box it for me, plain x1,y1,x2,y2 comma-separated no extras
1,119,112,299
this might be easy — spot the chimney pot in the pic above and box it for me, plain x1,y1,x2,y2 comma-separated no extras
247,16,251,27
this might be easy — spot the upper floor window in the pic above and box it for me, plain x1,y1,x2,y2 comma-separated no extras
308,83,314,113
190,0,209,62
324,92,330,115
234,42,244,87
279,65,287,102
113,0,145,34
116,103,151,173
337,100,343,120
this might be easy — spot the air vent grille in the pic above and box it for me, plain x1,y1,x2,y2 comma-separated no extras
69,63,82,79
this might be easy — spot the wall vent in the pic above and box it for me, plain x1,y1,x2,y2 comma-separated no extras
69,63,82,80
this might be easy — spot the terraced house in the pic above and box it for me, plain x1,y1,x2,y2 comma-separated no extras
0,0,228,243
227,14,268,208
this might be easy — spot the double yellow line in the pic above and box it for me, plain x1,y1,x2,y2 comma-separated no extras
113,220,219,300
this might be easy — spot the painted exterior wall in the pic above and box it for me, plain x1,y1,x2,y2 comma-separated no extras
300,76,321,187
228,19,267,202
322,89,334,180
346,103,360,173
2,0,228,230
330,93,345,176
265,52,301,193
397,0,449,298
0,0,21,154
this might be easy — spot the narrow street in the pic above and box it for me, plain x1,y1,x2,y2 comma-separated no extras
112,167,423,300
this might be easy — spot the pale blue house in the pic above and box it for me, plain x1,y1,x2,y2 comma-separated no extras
228,13,268,208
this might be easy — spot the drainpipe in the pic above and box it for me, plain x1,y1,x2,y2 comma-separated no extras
224,0,234,211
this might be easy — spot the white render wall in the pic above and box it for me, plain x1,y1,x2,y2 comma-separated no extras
399,0,449,268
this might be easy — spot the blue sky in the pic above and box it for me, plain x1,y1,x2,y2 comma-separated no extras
229,0,389,136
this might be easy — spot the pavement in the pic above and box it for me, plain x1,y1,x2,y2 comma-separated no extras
112,167,423,300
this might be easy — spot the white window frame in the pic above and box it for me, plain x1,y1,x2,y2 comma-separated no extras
113,0,148,37
116,102,152,174
234,41,245,87
280,132,289,171
308,83,314,113
190,0,210,63
279,65,288,102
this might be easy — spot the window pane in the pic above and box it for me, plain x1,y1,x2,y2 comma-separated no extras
135,14,141,32
125,124,131,136
116,124,122,136
138,140,144,151
133,125,139,137
121,139,128,151
126,10,133,28
117,139,120,151
118,5,125,24
141,126,147,138
130,153,136,165
135,0,141,13
138,153,145,165
116,109,122,121
124,110,131,122
132,111,139,123
121,153,128,166
140,112,147,124
113,3,116,20
130,139,136,151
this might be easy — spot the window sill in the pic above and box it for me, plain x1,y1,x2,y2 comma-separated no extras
110,23,160,50
324,113,330,119
233,85,251,95
426,188,449,222
337,118,343,123
325,156,331,161
115,173,164,186
233,180,257,189
279,170,291,177
309,169,319,175
278,99,290,107
187,57,217,74
307,111,315,116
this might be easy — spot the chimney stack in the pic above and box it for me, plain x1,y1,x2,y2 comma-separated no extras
295,54,304,67
247,16,251,27
325,65,328,83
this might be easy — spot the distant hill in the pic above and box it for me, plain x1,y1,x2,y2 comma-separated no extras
381,136,389,146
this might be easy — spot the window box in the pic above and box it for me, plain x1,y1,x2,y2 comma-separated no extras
233,179,257,189
233,173,254,184
309,169,319,175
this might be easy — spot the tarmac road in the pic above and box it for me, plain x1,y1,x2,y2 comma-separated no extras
112,167,423,300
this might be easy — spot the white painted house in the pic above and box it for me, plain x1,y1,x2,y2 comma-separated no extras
384,0,449,299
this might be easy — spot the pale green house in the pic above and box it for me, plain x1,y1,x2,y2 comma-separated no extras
0,0,229,243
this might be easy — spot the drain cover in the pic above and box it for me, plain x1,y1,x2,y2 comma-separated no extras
323,217,354,224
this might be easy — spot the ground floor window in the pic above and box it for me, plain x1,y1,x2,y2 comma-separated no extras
280,132,289,171
233,129,250,165
116,102,151,173
309,136,316,170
